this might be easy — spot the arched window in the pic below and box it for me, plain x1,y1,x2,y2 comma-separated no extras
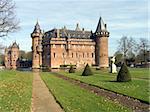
72,53,73,58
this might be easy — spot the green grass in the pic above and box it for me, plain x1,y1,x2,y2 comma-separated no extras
129,68,149,79
59,68,150,103
0,70,33,112
41,72,131,112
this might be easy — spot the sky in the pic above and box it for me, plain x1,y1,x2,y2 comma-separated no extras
0,0,149,56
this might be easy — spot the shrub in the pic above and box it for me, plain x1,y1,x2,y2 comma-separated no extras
96,67,100,70
117,63,131,82
69,66,75,73
82,64,93,76
42,66,51,72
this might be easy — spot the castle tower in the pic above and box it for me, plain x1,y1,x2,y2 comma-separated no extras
10,42,19,69
95,17,109,69
31,21,43,69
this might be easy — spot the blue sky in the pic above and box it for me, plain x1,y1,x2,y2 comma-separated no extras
0,0,149,56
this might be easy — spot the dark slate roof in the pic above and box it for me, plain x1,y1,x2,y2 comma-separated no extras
95,17,106,33
33,21,41,33
45,28,92,39
11,42,19,48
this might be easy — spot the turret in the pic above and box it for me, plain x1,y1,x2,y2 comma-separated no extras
10,42,19,69
31,21,43,69
95,17,109,69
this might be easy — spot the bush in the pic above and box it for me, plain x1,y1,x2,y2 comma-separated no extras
69,66,75,73
117,63,131,82
96,67,100,70
82,64,93,76
42,66,51,72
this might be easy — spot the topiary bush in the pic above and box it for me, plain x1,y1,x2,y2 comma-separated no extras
117,63,131,82
69,66,75,73
82,64,93,76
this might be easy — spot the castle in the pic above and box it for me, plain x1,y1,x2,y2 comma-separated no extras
31,17,109,69
4,42,32,69
4,42,19,69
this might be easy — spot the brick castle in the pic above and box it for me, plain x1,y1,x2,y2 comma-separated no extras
31,17,109,69
4,42,19,69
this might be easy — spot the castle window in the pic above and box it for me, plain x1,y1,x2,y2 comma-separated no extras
72,53,73,58
54,53,56,58
76,53,78,58
83,53,84,58
87,53,89,58
62,53,65,58
92,53,94,58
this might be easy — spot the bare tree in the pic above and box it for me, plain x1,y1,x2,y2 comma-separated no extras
0,0,19,37
0,43,5,54
117,36,136,62
137,38,150,63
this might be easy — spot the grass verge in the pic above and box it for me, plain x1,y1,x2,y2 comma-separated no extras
0,70,33,112
59,68,149,103
41,72,131,112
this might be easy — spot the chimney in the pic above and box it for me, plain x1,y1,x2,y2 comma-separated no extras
82,28,85,33
75,23,81,31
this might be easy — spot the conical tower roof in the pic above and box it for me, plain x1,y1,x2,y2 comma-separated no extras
95,17,106,33
33,21,41,33
11,41,19,48
75,23,81,31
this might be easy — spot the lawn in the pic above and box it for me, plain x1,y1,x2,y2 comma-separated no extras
58,68,149,103
0,70,33,112
41,72,131,112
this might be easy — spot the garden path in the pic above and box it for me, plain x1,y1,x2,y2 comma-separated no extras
31,71,63,112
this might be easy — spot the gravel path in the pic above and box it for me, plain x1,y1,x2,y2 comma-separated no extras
31,71,63,112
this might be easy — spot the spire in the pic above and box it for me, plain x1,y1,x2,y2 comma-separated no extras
11,41,19,48
33,20,41,33
95,17,107,33
75,23,81,31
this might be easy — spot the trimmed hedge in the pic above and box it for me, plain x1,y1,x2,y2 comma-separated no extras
117,63,131,82
82,64,93,76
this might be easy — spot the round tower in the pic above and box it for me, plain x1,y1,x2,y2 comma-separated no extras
95,17,109,69
31,21,43,69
